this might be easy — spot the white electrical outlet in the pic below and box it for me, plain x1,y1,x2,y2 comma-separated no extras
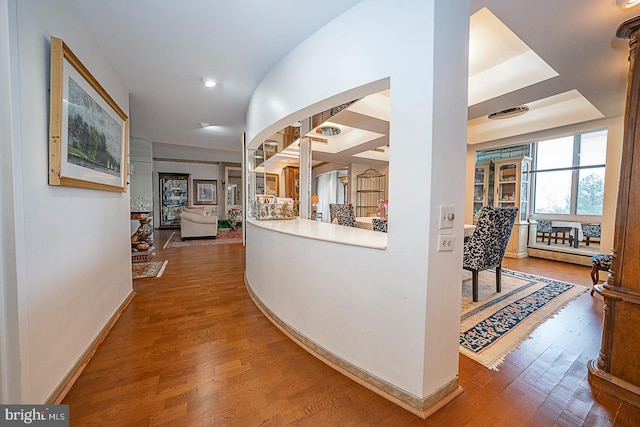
437,234,455,252
439,205,455,229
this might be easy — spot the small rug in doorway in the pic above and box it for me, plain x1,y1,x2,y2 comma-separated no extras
163,229,242,248
132,260,168,279
460,269,587,370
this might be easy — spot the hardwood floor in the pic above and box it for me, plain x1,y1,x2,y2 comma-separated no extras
62,229,640,426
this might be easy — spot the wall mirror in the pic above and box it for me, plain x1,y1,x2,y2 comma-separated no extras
224,165,242,218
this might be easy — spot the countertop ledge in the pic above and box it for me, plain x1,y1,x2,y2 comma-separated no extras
247,218,387,250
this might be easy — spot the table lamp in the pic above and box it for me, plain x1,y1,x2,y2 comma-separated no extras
311,194,318,212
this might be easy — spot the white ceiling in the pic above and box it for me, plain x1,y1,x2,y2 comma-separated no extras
68,0,640,160
468,0,639,144
67,0,362,155
468,7,559,106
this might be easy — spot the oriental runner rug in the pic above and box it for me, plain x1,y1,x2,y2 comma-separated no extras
460,269,587,370
132,260,168,279
163,229,243,248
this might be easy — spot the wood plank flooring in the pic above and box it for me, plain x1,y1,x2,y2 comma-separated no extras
62,230,640,426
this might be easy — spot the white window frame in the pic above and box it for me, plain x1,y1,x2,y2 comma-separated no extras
531,129,606,220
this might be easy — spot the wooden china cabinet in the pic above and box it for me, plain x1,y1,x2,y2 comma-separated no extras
588,16,640,407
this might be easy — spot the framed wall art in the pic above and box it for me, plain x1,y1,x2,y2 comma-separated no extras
193,179,217,205
48,37,129,192
265,173,279,196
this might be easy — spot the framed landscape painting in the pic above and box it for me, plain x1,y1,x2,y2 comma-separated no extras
193,179,217,205
49,37,129,192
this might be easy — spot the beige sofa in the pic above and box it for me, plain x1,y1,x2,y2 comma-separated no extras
180,208,218,240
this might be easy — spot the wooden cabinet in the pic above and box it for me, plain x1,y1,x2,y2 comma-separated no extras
283,166,299,200
493,157,531,258
588,18,640,407
159,173,189,228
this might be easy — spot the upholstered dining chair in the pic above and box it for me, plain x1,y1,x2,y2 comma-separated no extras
463,206,518,302
329,203,356,227
336,215,356,227
371,218,388,232
536,220,552,244
582,224,601,247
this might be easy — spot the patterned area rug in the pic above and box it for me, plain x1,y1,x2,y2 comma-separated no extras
163,229,242,248
132,260,168,279
460,269,587,370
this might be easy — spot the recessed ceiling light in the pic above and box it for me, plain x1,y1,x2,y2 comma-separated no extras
488,105,529,120
199,122,210,128
264,140,279,146
202,77,216,88
616,0,640,8
316,126,341,136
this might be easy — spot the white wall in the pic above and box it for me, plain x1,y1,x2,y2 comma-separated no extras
1,0,21,403
602,120,623,253
5,0,132,403
246,0,469,402
130,137,154,234
130,137,153,196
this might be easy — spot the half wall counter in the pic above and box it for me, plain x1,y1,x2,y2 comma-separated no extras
244,219,444,417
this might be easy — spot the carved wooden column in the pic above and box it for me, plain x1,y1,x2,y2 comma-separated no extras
588,15,640,407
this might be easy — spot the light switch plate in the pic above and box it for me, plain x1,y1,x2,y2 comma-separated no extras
439,205,455,229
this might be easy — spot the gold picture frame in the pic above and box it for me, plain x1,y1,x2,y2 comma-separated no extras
48,37,129,192
265,173,279,196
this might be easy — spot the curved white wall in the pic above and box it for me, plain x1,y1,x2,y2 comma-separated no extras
246,223,402,370
6,0,132,403
245,0,469,405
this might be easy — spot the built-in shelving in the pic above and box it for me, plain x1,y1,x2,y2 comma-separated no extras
473,161,494,223
493,157,531,258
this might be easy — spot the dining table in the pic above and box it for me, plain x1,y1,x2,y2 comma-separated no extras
355,217,375,230
464,224,476,239
551,221,583,248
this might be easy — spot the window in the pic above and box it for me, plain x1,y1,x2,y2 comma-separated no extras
533,129,607,215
